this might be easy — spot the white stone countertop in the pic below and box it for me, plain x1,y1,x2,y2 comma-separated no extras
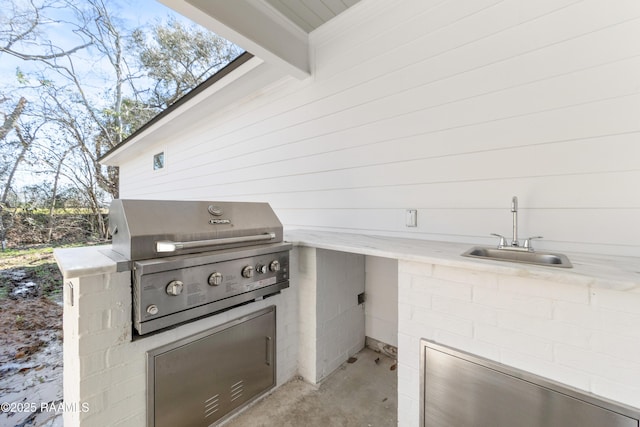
285,229,640,291
54,231,640,291
54,245,121,279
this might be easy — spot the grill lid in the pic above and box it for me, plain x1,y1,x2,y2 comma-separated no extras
108,199,283,261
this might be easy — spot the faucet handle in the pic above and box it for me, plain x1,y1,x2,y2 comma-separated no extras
523,236,543,251
490,233,508,248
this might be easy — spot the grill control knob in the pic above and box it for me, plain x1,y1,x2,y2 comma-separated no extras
208,271,223,286
256,264,267,274
166,280,184,296
146,304,159,315
269,260,281,272
241,265,254,278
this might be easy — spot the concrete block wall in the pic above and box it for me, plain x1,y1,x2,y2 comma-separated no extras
397,260,640,426
316,249,365,381
296,246,318,382
297,247,366,384
62,263,298,426
365,256,398,347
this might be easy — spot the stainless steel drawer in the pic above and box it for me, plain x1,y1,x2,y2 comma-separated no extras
421,340,639,427
148,306,276,427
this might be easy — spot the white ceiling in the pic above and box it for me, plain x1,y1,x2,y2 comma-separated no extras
165,0,362,78
264,0,361,32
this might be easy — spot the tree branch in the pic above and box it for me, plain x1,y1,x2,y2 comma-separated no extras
0,96,27,140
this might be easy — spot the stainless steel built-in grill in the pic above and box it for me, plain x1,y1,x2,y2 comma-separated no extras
108,199,290,335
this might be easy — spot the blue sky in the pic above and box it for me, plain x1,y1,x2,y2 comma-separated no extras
0,0,219,194
120,0,179,25
0,0,194,85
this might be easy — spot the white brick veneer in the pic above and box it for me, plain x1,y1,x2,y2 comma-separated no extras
62,251,299,427
297,247,366,383
397,261,640,426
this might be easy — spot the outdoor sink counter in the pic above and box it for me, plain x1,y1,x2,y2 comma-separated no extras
284,229,640,291
56,232,640,289
285,229,640,425
55,232,640,426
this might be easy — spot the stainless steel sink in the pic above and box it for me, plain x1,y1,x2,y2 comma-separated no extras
462,246,573,268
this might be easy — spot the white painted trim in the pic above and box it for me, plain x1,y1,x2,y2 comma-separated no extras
248,0,309,42
160,0,310,79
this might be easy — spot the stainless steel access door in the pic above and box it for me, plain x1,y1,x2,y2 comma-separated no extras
421,340,640,427
148,306,276,427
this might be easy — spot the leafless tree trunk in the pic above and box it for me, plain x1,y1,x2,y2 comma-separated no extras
1,143,27,205
1,123,32,205
1,0,242,245
1,0,122,203
0,122,36,250
46,145,76,242
0,96,27,140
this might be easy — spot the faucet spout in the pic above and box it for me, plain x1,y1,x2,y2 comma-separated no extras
511,196,519,247
491,196,542,251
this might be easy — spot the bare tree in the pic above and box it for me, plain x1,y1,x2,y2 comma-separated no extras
1,0,243,244
1,0,91,56
0,96,27,140
1,97,24,200
0,96,29,231
1,0,133,233
1,121,37,205
35,142,78,242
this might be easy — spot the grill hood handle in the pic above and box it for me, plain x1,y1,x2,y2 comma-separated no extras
156,232,276,253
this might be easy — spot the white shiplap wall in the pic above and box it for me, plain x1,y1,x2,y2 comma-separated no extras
118,0,640,257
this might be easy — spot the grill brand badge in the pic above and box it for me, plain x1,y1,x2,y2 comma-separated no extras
207,205,231,225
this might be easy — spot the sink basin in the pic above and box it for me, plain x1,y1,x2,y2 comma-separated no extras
462,246,573,268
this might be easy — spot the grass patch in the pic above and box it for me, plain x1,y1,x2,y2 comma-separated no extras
0,245,68,301
0,242,86,262
0,246,54,259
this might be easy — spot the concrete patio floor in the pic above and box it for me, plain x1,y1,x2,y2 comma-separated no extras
223,347,398,427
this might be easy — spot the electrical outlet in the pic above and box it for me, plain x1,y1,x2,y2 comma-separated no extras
406,209,417,227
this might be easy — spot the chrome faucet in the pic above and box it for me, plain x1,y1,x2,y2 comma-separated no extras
511,196,519,247
491,196,543,251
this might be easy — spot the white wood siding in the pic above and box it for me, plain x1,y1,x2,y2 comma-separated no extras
119,0,640,257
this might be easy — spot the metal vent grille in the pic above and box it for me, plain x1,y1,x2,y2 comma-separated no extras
230,380,244,402
204,393,220,419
